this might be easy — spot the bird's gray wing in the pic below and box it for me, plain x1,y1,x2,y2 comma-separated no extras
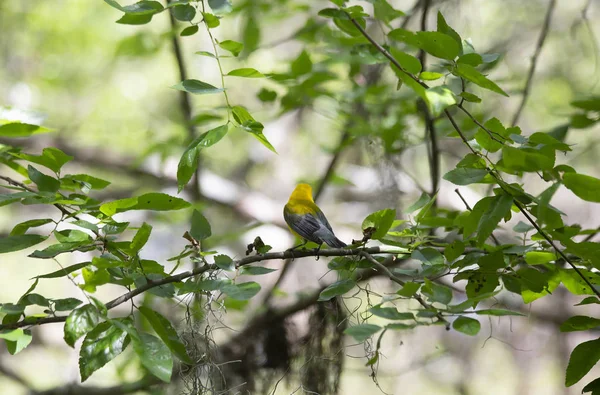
284,211,323,244
314,208,334,233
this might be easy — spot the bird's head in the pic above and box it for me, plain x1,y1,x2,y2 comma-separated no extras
289,183,314,202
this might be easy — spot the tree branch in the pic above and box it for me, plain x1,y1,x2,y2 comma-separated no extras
0,247,408,331
510,0,557,126
30,376,162,395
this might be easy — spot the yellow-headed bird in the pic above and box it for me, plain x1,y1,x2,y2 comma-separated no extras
283,183,346,250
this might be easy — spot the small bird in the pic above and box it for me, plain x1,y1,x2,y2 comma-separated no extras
283,183,346,251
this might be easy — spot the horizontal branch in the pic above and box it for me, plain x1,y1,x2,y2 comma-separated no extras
30,376,162,395
0,247,407,331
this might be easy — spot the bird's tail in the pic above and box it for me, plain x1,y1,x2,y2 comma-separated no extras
323,235,346,248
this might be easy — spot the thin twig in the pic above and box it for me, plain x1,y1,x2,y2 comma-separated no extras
359,252,450,329
510,0,557,126
0,247,408,331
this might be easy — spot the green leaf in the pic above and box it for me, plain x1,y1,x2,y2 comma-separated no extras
396,282,421,297
227,68,264,78
257,88,277,102
344,324,381,342
139,306,192,364
457,53,482,66
565,338,600,386
181,25,199,36
424,86,456,117
214,254,234,271
475,117,507,152
525,251,555,265
560,316,600,332
208,0,232,15
201,12,220,28
12,147,73,173
444,240,465,262
476,193,513,246
412,248,444,266
240,265,278,275
54,298,83,311
475,309,525,316
171,79,223,95
190,209,211,240
436,11,462,52
36,262,90,279
0,122,53,137
231,106,277,153
132,332,173,382
571,97,600,111
443,168,488,185
79,319,131,382
452,316,481,335
222,282,261,300
420,71,444,80
362,208,396,240
10,219,53,236
64,304,101,347
28,165,60,192
460,91,481,103
171,4,195,21
291,50,313,76
131,222,152,253
29,242,93,259
513,221,534,233
416,31,460,60
62,174,111,190
100,193,190,216
0,234,48,254
373,0,404,24
369,306,414,320
318,279,356,301
422,278,452,304
389,48,421,75
563,173,600,203
404,192,429,213
575,297,600,306
582,378,600,394
502,146,555,172
0,329,32,355
453,63,508,96
0,303,25,315
218,40,243,57
116,13,153,25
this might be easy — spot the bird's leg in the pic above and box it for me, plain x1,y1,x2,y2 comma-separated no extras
287,240,308,255
314,243,323,261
